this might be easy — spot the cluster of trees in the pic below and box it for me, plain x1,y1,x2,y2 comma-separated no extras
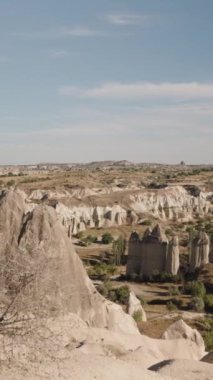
76,231,127,266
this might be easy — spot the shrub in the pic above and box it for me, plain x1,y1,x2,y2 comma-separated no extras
75,231,84,239
81,235,97,246
194,318,213,351
97,282,110,298
108,289,117,302
184,281,206,298
85,235,97,243
140,219,152,226
166,301,178,312
101,233,114,245
97,283,130,305
137,294,147,306
204,294,213,312
133,310,143,322
112,236,126,265
6,180,16,187
203,331,213,351
189,296,205,312
88,263,117,278
151,271,180,283
168,286,180,297
115,285,130,305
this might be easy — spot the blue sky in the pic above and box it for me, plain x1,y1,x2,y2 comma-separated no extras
0,0,213,164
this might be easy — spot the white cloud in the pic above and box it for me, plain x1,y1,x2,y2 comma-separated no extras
106,13,156,26
59,82,213,101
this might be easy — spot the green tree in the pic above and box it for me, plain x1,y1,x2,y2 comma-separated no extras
112,236,126,265
101,233,114,245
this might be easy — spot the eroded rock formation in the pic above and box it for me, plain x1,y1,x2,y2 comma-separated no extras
26,186,213,236
166,236,180,275
189,231,210,272
0,189,137,334
161,319,205,357
126,225,180,278
0,189,211,380
128,291,147,322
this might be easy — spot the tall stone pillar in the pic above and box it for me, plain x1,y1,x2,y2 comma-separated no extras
166,236,180,275
190,231,210,271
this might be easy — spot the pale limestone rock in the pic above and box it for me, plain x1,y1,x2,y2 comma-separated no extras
190,231,210,271
28,186,213,236
128,291,147,321
127,225,171,278
0,189,138,334
166,237,180,275
149,359,213,380
161,319,205,357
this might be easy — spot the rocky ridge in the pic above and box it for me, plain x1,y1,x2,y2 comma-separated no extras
26,185,213,235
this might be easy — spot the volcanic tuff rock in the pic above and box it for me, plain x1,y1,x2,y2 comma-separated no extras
0,189,138,334
189,231,210,272
128,291,147,322
161,319,205,358
166,236,180,275
0,189,211,380
26,186,213,235
149,359,212,380
126,225,180,277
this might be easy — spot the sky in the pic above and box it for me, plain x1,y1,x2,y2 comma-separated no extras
0,0,213,165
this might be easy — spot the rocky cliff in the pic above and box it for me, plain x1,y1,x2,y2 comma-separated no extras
0,189,137,334
27,186,212,235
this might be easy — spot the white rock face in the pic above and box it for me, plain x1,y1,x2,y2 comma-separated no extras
28,185,140,202
150,359,213,380
55,202,127,235
127,225,180,278
130,186,211,221
190,232,210,271
166,237,180,275
161,319,205,358
26,186,213,235
0,189,138,335
128,291,147,322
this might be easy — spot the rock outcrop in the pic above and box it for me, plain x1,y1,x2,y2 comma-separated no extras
190,231,210,272
129,186,211,221
126,225,180,278
0,189,138,334
166,236,180,275
161,319,205,358
26,186,213,235
128,291,147,322
149,359,212,380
